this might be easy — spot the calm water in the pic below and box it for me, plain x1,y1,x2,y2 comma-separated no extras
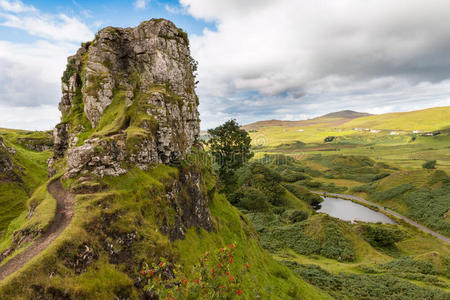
317,197,395,224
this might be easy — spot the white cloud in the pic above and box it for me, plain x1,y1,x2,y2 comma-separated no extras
0,0,35,13
0,104,59,130
165,4,186,15
180,0,450,128
134,0,150,9
0,0,93,130
0,12,93,42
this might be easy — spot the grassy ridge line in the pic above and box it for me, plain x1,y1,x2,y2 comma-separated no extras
339,106,450,131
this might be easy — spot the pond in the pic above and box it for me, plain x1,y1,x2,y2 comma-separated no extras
317,196,395,224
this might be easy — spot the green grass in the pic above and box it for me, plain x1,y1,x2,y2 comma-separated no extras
235,152,450,298
248,106,450,171
0,129,51,239
0,183,57,263
352,169,450,237
0,153,331,299
340,106,450,131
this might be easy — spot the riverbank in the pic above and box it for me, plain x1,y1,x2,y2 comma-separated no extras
313,191,450,244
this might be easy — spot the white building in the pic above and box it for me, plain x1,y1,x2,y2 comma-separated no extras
390,131,399,135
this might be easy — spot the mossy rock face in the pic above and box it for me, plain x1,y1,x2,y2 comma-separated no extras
52,19,201,178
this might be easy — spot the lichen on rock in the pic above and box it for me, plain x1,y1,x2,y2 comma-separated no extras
51,18,200,177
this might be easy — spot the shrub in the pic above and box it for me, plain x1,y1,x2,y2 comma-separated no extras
372,184,414,202
358,224,407,248
283,261,448,300
142,244,249,299
380,257,437,275
282,209,309,223
235,187,270,212
422,160,437,169
371,173,390,181
284,183,322,209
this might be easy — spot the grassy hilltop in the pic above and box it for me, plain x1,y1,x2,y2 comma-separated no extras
246,106,450,170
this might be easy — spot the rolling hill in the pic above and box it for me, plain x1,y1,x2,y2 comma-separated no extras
339,106,450,131
244,106,450,132
242,110,372,131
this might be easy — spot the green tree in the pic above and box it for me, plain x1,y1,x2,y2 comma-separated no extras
207,120,253,191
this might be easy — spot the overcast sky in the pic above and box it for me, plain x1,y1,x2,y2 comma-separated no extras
1,0,449,130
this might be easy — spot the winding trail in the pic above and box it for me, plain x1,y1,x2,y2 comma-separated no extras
0,178,75,282
313,191,450,244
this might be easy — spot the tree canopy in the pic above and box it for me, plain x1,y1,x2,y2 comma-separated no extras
206,119,253,189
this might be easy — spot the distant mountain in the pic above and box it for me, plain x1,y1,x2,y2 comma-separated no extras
242,110,370,130
321,110,371,119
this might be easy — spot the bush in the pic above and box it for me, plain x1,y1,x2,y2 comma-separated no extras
422,160,437,169
358,224,407,248
372,184,414,202
142,244,249,299
283,183,323,209
261,215,356,262
282,209,309,223
244,163,286,206
235,187,270,212
371,172,390,181
283,261,448,300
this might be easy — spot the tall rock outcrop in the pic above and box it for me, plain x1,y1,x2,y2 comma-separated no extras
51,19,200,177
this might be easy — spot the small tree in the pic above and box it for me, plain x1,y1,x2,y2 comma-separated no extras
206,120,253,190
422,160,436,169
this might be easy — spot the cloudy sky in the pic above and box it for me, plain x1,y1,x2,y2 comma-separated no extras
1,0,450,130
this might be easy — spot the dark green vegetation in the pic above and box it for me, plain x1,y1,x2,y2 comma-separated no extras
352,169,450,236
0,129,52,241
423,160,437,169
284,261,448,300
240,105,450,298
0,151,329,299
224,153,449,299
206,119,253,192
251,213,356,262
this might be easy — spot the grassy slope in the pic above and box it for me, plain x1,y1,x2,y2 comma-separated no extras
352,169,450,237
0,161,331,299
340,106,450,131
0,129,51,240
248,108,450,171
239,155,449,298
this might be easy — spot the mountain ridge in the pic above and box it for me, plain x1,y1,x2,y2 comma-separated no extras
242,106,450,131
